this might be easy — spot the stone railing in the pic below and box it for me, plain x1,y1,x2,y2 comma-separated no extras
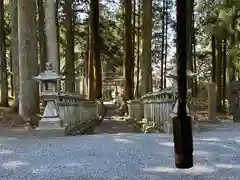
57,93,100,134
126,90,174,133
58,93,105,135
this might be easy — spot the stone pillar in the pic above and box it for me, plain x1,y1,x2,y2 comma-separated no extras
75,76,81,94
207,83,217,122
127,100,134,120
132,100,143,121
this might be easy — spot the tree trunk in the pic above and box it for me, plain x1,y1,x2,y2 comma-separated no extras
173,0,193,168
9,52,14,97
45,0,59,74
132,0,136,96
193,45,197,96
186,0,193,91
18,0,39,120
160,0,165,89
211,35,216,83
228,15,236,112
64,0,75,93
84,23,89,98
0,0,8,106
135,0,141,97
88,37,94,100
164,0,168,88
56,0,60,64
222,39,227,108
89,0,101,99
10,0,19,112
192,3,197,97
37,0,47,72
88,2,94,99
216,39,222,111
123,0,134,100
141,0,152,95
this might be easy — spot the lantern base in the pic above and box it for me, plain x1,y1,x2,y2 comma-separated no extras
34,126,67,137
36,100,64,130
34,117,67,136
38,117,62,128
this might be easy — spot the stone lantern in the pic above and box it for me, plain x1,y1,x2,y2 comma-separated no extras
34,61,61,97
33,60,62,130
165,66,196,117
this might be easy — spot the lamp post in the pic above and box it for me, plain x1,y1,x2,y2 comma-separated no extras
33,60,62,129
172,0,194,168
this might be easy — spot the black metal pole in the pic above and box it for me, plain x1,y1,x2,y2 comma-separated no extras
173,0,194,169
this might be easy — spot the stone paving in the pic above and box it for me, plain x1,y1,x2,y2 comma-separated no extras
0,122,240,179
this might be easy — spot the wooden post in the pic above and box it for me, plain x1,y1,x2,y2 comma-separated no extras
173,0,193,169
207,83,217,122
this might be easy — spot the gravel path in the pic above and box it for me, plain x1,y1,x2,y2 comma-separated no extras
0,122,240,179
94,102,141,134
94,116,141,134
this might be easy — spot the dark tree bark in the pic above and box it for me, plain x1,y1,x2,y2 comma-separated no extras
192,9,198,97
64,0,75,93
216,39,222,111
173,0,193,169
222,39,227,108
141,0,152,95
88,14,94,99
135,0,141,97
211,35,216,83
123,0,134,100
160,0,165,89
132,0,136,64
84,22,89,98
164,0,168,88
89,0,102,99
186,0,193,91
228,15,236,112
37,0,47,72
132,0,136,96
56,0,60,63
0,0,9,106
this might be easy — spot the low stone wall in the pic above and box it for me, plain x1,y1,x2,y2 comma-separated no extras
36,92,104,136
125,91,174,133
126,90,202,133
57,94,105,135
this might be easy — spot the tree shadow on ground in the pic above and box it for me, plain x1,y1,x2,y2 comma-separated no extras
1,117,240,179
93,116,141,134
0,132,240,179
93,103,141,134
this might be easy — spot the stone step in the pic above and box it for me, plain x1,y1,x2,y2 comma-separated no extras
0,127,68,137
38,118,62,128
33,127,68,137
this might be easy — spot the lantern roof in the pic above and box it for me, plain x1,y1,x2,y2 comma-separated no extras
33,60,61,81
